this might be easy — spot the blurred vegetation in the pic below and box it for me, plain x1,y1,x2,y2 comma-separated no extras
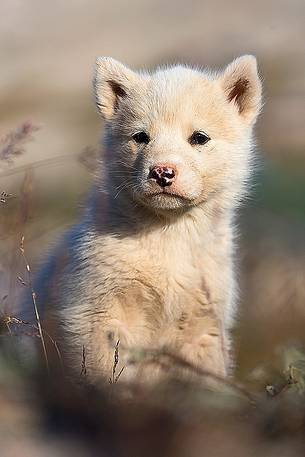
0,1,304,452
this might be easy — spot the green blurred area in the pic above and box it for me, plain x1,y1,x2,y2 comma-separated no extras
257,159,305,219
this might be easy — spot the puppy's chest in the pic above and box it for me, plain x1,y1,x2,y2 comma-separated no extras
116,242,207,317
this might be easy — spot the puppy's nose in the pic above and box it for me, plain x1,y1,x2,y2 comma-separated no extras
148,164,176,187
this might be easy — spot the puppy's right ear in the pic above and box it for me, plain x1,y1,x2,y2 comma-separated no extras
93,57,140,120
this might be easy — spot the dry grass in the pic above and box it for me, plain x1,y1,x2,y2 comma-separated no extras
0,122,40,164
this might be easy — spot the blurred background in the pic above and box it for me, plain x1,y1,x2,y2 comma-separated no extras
0,0,305,455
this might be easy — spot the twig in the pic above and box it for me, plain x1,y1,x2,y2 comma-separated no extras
17,275,29,287
109,340,125,384
131,349,256,404
5,320,12,335
115,366,125,383
0,122,40,164
0,191,14,204
266,376,297,398
80,345,87,377
0,154,74,178
19,236,49,373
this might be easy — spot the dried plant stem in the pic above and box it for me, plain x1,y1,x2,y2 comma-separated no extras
137,349,256,404
20,236,49,373
110,340,125,384
5,320,12,335
0,191,14,204
0,121,40,164
80,345,87,377
0,154,73,178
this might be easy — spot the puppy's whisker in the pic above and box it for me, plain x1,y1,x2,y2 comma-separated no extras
113,181,134,199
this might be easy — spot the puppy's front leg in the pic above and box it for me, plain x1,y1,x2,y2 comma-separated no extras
170,306,228,380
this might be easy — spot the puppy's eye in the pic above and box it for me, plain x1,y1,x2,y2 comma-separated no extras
132,131,150,144
189,131,210,146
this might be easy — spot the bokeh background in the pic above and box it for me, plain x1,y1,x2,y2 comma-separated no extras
0,1,305,455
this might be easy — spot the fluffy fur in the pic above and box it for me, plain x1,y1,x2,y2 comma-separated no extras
28,56,262,383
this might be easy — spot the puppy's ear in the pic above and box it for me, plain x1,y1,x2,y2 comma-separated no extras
93,57,141,120
220,55,262,124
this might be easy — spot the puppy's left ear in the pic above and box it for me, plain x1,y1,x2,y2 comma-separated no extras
220,55,262,124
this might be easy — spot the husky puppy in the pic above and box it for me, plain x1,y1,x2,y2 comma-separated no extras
28,56,262,383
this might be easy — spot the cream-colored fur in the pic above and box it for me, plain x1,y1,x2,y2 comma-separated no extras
33,56,262,383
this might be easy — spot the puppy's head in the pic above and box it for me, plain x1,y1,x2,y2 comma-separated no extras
93,56,262,215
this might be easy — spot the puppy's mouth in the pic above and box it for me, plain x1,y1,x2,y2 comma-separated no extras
133,182,197,210
153,190,183,198
137,188,197,211
146,189,190,201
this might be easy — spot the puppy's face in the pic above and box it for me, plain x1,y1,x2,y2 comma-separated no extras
94,57,262,214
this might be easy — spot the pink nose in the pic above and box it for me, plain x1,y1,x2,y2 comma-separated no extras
148,164,176,187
